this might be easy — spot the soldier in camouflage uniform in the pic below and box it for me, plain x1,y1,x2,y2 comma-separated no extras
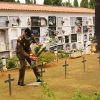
16,28,41,86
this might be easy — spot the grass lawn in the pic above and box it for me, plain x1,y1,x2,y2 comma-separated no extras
0,53,100,100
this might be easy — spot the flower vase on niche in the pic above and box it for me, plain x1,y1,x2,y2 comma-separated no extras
16,17,21,26
27,18,31,26
61,21,64,25
6,20,9,26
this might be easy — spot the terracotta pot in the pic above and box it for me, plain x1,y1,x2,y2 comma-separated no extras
90,43,97,55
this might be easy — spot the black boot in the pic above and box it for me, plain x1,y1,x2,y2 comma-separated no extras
18,81,25,86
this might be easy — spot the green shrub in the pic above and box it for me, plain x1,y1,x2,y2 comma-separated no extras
6,55,19,69
72,90,90,100
37,50,56,64
72,90,100,100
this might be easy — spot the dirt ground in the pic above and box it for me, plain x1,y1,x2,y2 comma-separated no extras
0,53,100,100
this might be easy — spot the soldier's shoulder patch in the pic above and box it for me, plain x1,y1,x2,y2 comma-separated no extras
18,38,22,41
17,42,21,46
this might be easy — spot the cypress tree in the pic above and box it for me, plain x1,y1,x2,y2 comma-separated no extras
53,0,62,6
25,0,31,4
74,0,78,7
89,0,95,9
10,0,15,2
62,1,72,7
80,0,88,8
44,0,53,5
34,0,36,4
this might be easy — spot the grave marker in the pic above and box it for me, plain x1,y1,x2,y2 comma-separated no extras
38,63,45,77
5,74,14,96
82,57,86,72
0,61,3,73
97,52,100,66
63,60,69,78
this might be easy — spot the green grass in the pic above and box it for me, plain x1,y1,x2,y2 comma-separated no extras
0,53,100,100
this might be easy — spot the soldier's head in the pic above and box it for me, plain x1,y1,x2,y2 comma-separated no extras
24,28,32,40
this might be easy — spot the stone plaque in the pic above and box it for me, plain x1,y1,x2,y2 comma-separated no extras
83,17,87,25
71,34,77,42
70,17,76,26
31,17,40,26
64,18,69,26
83,26,88,33
0,30,6,43
41,28,48,36
72,43,77,49
65,36,69,43
56,17,63,26
11,39,17,51
48,16,56,26
84,34,87,40
48,27,56,36
9,16,18,27
0,16,7,27
31,27,40,37
57,27,62,35
40,17,47,26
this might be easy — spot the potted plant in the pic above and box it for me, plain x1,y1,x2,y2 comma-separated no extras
70,49,82,58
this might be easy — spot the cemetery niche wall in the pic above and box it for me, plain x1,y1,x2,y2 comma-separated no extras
0,2,95,57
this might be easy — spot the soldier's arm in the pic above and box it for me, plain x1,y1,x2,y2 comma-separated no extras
16,40,30,58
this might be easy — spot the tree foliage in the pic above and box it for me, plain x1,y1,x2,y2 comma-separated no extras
62,1,72,7
53,0,62,6
0,0,15,2
80,0,88,8
44,0,53,5
16,0,20,3
74,0,78,7
88,0,95,9
25,0,31,4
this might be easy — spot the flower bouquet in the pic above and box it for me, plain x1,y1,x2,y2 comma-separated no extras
16,17,21,25
30,40,50,68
